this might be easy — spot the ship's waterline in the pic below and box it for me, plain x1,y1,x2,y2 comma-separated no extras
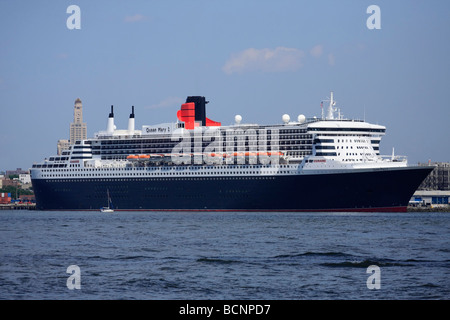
31,93,433,211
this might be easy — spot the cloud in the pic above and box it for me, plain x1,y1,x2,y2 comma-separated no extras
124,14,146,23
145,97,184,110
310,45,323,58
56,53,69,59
222,47,305,75
328,53,335,66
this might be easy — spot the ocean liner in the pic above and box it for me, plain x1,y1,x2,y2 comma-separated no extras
30,93,432,212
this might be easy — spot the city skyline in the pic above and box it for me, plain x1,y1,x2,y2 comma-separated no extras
1,1,449,171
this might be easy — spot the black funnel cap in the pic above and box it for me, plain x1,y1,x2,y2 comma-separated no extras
186,96,209,126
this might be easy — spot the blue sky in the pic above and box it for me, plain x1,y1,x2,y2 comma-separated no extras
0,0,449,171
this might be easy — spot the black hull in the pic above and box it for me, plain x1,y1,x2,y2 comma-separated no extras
31,166,432,212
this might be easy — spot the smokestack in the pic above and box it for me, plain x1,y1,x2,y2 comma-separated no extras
186,96,208,126
106,105,115,134
128,106,135,134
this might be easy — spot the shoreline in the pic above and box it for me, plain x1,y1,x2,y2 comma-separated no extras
1,203,448,213
407,206,450,213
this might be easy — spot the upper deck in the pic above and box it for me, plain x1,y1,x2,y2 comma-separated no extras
31,93,404,171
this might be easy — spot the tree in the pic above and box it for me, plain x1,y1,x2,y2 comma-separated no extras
0,185,34,200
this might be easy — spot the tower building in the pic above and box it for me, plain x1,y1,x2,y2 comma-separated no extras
69,98,87,145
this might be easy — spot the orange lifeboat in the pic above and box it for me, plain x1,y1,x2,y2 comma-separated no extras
268,151,283,156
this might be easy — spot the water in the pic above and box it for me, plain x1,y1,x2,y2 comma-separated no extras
0,210,449,300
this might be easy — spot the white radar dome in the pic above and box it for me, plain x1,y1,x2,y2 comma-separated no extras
297,114,306,124
282,114,290,124
235,115,242,124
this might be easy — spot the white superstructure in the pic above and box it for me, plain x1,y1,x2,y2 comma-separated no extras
31,92,408,181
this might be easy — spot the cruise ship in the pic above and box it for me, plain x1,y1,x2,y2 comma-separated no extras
30,93,433,212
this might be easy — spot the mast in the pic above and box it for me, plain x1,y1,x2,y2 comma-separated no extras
326,91,336,120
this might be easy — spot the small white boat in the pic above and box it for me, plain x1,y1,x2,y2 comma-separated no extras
100,189,115,213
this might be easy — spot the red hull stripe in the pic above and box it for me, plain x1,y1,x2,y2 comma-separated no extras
53,206,408,213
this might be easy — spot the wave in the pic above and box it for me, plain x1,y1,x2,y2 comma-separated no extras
320,259,412,268
273,251,351,259
196,257,241,265
405,258,450,263
271,252,436,269
117,255,149,260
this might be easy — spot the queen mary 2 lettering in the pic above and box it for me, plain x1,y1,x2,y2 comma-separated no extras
143,124,174,134
30,93,433,212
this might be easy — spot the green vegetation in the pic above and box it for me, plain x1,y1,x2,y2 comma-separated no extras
0,186,33,200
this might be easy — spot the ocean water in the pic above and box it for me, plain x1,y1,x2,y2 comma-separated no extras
0,210,448,300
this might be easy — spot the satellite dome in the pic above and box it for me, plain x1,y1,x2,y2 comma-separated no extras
297,114,306,124
235,115,242,124
282,114,290,124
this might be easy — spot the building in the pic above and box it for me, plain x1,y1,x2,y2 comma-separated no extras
57,98,88,154
19,174,31,185
411,162,450,208
5,168,29,176
69,98,87,145
410,190,450,208
1,178,19,187
18,194,35,203
57,139,69,155
418,162,450,191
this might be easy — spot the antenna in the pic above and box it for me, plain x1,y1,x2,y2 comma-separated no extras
321,101,324,119
328,91,336,120
322,91,337,120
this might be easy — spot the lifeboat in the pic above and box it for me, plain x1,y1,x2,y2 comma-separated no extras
208,153,223,158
